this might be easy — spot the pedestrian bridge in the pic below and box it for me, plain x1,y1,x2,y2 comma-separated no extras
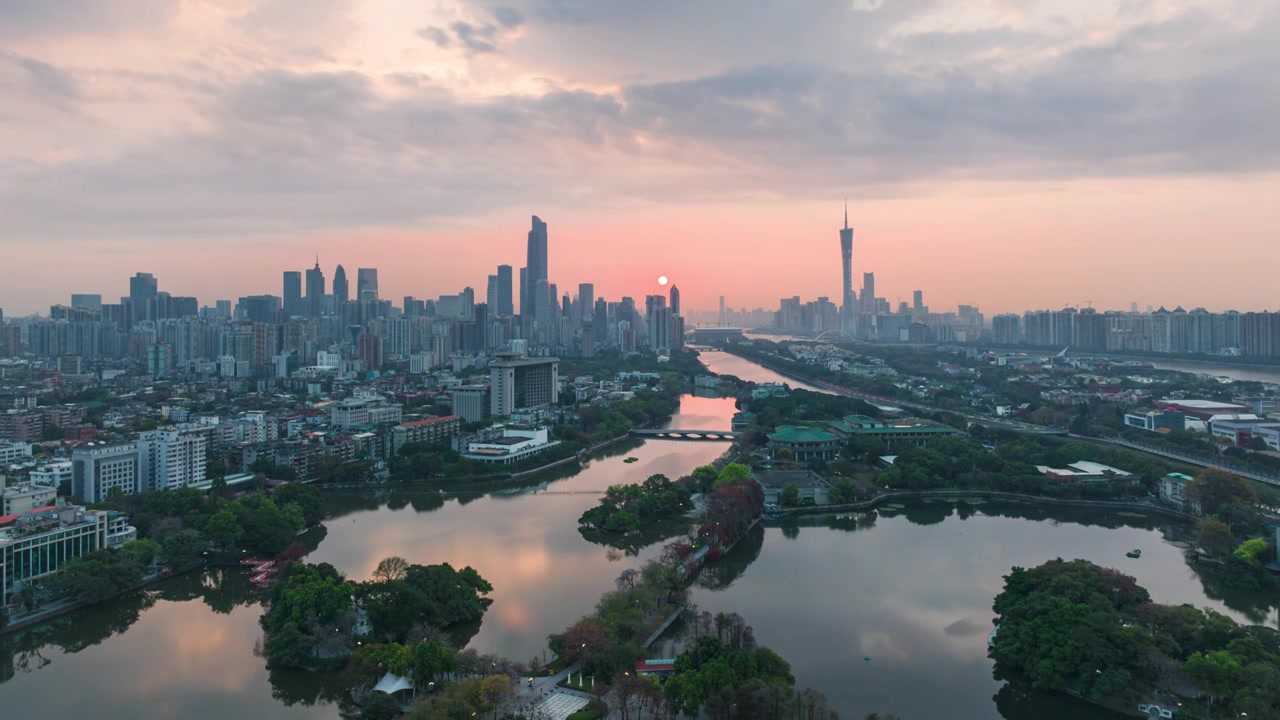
631,429,741,441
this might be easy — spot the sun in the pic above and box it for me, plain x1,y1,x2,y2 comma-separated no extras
658,276,669,286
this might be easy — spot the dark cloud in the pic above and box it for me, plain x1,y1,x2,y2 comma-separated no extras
8,55,82,102
418,6,527,56
493,6,525,29
417,26,452,49
0,0,174,38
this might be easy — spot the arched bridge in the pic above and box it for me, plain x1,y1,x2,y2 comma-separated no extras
631,429,742,442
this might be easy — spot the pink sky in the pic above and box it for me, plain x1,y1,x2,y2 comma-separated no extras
2,1,1279,316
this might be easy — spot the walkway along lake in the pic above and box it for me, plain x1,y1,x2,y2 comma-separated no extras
1,356,1277,719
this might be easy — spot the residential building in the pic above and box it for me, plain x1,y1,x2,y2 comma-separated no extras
752,469,830,507
139,427,210,492
29,461,73,488
489,353,559,417
1,478,57,515
0,442,33,465
329,397,403,429
390,415,462,455
766,426,840,461
0,505,137,604
71,443,141,503
1158,472,1199,513
463,425,558,464
449,385,490,423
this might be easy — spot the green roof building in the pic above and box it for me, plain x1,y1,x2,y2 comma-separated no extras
767,425,840,461
825,414,962,451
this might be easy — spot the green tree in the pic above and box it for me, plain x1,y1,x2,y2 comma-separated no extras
1186,469,1257,516
161,529,207,566
1245,436,1270,451
779,483,801,507
1196,518,1236,558
120,539,160,568
272,483,327,526
1182,650,1243,718
715,463,751,486
202,508,243,550
359,690,402,720
373,556,410,583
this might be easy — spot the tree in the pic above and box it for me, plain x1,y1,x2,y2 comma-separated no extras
616,568,640,591
779,483,801,507
1186,469,1256,516
1196,518,1236,558
478,674,514,719
161,529,207,567
373,556,410,583
360,691,403,720
1183,650,1243,718
715,463,751,486
1246,435,1271,451
203,508,243,550
273,483,327,526
120,539,159,568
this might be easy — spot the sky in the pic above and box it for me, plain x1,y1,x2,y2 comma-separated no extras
1,0,1278,317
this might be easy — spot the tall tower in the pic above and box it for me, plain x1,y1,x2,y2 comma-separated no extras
840,201,854,334
578,283,594,328
496,265,514,317
669,284,680,317
282,271,302,317
333,265,349,305
357,268,379,300
525,216,549,327
305,258,325,318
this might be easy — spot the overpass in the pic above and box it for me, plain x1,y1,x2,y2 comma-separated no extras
631,429,741,442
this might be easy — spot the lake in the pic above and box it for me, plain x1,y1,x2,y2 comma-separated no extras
2,356,1276,720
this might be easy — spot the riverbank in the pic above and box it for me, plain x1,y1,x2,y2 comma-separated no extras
1,561,207,637
770,490,1198,523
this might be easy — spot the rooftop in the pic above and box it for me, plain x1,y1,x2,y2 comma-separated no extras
751,469,829,490
768,426,839,444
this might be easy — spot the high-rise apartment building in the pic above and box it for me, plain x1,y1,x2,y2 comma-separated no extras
139,427,209,492
646,295,671,350
71,443,140,503
578,283,594,327
71,294,102,311
282,271,302,317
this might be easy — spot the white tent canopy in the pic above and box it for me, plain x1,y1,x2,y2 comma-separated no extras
373,673,415,696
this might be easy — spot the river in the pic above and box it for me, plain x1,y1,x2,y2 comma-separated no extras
2,357,1277,720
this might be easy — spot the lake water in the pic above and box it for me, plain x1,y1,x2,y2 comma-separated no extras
2,357,1276,720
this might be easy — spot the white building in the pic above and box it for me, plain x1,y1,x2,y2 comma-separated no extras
29,461,73,488
0,442,33,465
1,478,57,515
71,443,140,503
0,505,136,604
450,385,490,423
329,397,403,428
463,426,558,464
139,426,210,492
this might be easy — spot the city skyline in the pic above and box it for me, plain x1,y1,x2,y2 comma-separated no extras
2,2,1279,315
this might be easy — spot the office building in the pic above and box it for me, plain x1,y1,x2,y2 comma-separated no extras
329,397,402,428
390,415,462,455
139,427,209,492
490,353,559,416
71,294,102,311
496,265,514,317
0,504,138,604
305,259,325,317
333,264,349,305
71,443,140,504
669,285,680,318
129,272,158,321
450,385,491,423
357,268,379,300
839,203,854,332
646,295,671,350
283,271,302,317
525,216,549,324
463,426,558,464
578,283,594,327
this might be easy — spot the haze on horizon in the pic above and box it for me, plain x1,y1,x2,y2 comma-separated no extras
1,0,1278,316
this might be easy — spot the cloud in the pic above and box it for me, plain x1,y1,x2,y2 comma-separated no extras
0,0,175,39
0,0,1278,246
417,5,527,56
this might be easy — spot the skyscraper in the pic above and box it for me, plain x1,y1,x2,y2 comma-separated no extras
283,271,302,317
333,265,349,305
130,272,158,322
862,272,876,313
357,268,379,300
487,274,499,313
840,202,854,332
669,285,680,317
578,283,594,327
305,258,325,318
496,265,514,317
525,216,549,325
719,296,726,327
913,290,923,314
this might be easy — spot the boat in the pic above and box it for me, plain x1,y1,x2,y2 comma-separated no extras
1126,549,1142,558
